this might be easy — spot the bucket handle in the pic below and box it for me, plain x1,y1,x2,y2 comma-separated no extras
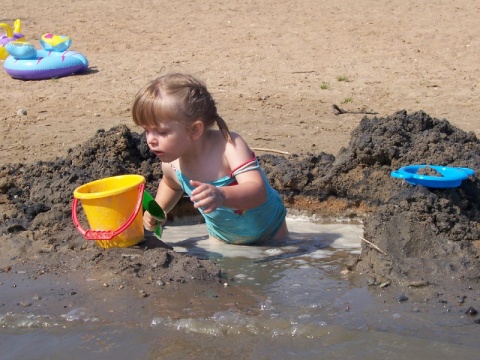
72,183,145,240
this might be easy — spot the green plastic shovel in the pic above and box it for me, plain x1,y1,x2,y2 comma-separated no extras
142,191,165,239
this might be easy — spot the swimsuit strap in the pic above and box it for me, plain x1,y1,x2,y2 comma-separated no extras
230,153,259,178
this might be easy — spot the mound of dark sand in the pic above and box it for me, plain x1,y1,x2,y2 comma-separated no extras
263,110,480,289
339,111,479,290
1,110,479,301
0,126,220,294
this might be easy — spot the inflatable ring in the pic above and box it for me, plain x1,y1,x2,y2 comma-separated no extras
391,165,475,188
3,35,88,80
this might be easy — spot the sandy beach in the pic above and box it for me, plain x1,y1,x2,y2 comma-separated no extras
1,0,479,165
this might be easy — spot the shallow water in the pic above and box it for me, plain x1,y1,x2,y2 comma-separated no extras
1,217,479,359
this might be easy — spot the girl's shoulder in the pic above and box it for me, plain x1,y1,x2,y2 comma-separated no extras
160,161,183,188
224,132,254,168
161,160,179,177
207,130,248,157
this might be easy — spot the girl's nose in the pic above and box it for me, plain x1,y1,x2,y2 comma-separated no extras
145,132,157,146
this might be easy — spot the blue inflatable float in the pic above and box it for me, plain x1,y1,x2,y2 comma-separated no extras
3,33,88,80
391,165,475,188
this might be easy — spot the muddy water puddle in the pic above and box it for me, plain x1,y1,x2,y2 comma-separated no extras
0,217,478,359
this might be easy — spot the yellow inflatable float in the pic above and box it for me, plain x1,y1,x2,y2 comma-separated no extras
0,19,26,60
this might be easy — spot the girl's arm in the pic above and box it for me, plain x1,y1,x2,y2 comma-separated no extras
144,163,184,230
190,133,267,213
155,163,185,213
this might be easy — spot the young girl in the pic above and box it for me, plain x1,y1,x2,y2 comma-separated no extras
132,73,288,244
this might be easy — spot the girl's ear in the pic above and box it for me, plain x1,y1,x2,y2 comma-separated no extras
190,120,204,140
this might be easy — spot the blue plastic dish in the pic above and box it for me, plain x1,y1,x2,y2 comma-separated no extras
390,165,475,188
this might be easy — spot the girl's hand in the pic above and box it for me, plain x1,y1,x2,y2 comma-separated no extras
190,180,225,214
143,210,158,231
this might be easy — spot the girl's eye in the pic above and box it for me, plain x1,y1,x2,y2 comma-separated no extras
145,129,168,136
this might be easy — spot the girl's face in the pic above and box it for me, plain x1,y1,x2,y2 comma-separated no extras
144,122,191,162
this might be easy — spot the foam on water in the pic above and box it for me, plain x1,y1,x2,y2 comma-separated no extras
0,313,58,329
0,307,101,329
151,310,332,338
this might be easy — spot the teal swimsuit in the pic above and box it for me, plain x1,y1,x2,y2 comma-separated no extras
173,156,287,244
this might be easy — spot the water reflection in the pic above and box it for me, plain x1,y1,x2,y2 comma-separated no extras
1,217,479,358
162,216,362,262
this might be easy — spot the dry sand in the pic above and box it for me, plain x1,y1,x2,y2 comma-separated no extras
1,0,479,165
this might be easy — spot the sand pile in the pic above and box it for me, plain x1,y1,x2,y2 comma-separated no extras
1,110,479,295
263,110,480,287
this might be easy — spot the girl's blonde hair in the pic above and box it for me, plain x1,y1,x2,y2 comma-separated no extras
132,73,232,142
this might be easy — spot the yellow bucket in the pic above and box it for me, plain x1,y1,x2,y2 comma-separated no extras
72,175,146,248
